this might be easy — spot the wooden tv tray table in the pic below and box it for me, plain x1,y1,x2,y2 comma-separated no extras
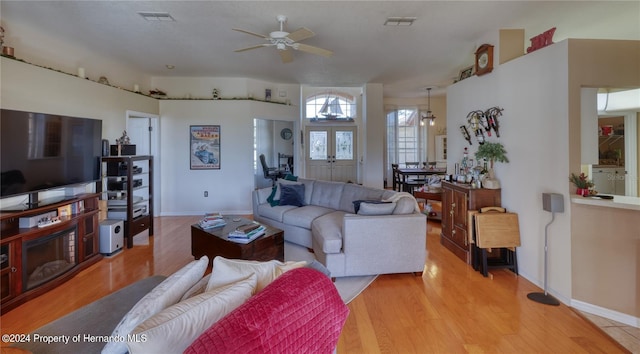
191,216,284,265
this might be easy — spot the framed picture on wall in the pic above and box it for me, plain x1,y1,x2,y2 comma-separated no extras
458,65,474,81
190,125,220,170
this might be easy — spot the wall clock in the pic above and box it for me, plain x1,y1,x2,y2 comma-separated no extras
475,44,494,76
280,128,293,140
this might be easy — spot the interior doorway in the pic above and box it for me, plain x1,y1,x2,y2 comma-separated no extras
126,111,160,214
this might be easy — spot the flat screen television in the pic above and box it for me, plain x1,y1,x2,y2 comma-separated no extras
1,109,103,208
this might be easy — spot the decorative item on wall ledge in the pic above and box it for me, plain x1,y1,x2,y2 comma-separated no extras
474,43,494,76
149,89,166,97
212,88,220,99
475,142,509,189
190,125,221,170
98,76,110,85
457,65,474,82
568,172,594,196
527,27,556,53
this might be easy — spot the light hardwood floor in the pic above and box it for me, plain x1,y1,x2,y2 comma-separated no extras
1,216,629,353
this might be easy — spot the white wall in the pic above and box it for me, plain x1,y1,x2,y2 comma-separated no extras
447,41,572,302
0,57,158,208
158,99,298,215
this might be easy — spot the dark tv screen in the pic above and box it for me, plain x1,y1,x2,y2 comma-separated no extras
1,109,103,199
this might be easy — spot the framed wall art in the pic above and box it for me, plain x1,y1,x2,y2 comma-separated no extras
190,125,220,170
458,65,474,81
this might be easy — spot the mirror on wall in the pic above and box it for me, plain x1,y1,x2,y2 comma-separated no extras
592,88,639,197
254,119,294,189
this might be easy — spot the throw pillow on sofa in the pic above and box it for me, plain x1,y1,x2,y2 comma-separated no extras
127,273,257,354
357,201,397,215
102,256,209,354
206,257,307,292
279,183,305,207
179,273,211,301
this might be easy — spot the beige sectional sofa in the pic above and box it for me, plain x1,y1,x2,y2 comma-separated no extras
252,178,427,277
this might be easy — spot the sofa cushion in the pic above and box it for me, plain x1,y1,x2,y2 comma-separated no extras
310,180,345,209
312,211,346,254
282,205,334,229
127,274,257,354
339,184,387,212
102,256,209,354
358,201,397,215
207,257,307,292
257,203,298,223
185,268,349,354
279,183,305,207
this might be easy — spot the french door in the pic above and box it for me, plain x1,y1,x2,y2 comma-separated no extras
305,126,357,182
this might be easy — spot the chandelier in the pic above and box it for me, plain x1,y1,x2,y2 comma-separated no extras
421,87,436,126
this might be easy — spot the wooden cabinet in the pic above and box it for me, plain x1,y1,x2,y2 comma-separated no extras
101,156,154,248
0,240,20,303
440,181,501,264
0,193,102,312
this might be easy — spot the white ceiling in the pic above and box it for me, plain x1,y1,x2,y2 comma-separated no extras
2,1,639,98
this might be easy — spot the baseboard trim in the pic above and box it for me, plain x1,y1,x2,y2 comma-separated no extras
572,299,639,328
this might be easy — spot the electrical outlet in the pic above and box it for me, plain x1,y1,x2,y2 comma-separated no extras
204,191,208,197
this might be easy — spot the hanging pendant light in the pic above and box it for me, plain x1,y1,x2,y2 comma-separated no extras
421,87,437,126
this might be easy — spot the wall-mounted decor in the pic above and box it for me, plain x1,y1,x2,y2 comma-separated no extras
458,66,474,81
474,44,494,76
190,125,221,170
527,27,556,53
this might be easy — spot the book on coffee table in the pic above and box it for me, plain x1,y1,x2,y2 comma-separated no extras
228,225,266,244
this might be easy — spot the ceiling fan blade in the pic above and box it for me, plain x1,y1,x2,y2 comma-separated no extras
232,28,269,39
279,49,294,63
286,27,315,42
234,44,270,52
294,43,333,58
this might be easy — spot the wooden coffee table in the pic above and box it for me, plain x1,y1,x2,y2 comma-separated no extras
191,216,284,265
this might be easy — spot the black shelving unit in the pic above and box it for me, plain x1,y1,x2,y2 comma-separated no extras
100,155,153,248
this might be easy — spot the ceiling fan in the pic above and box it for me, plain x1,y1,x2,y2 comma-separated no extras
233,15,333,63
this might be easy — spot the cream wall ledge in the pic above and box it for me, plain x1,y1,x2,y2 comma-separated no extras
571,195,640,211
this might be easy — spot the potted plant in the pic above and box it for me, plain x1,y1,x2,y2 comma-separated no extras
569,172,594,196
474,142,509,189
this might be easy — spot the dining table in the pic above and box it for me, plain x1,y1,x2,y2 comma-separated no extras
397,168,447,192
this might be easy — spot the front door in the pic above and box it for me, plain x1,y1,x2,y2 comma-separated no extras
305,126,357,182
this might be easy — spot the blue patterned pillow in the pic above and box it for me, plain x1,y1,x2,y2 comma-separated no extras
279,184,305,207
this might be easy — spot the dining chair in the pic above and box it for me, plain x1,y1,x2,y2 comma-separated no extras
391,164,402,191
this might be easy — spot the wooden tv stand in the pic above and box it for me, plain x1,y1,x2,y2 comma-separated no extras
0,193,103,313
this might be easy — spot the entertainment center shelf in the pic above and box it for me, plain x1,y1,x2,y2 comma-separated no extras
0,193,102,313
100,155,154,249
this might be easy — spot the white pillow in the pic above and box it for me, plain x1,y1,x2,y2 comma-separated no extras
358,202,396,215
101,256,209,354
127,273,257,354
179,273,211,301
206,257,307,292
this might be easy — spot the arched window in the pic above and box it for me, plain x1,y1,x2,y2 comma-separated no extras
305,92,356,121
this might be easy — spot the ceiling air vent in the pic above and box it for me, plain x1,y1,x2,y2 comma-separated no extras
384,17,417,26
138,12,175,21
